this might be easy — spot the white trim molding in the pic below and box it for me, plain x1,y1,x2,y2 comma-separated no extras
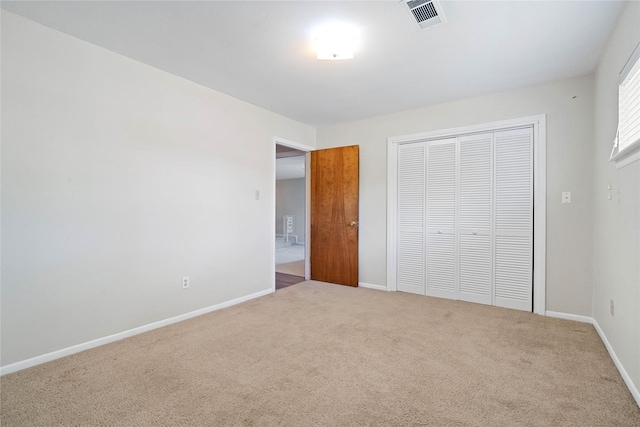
592,319,640,408
611,141,640,169
274,137,314,153
545,310,593,324
545,311,640,408
0,288,273,376
386,115,547,315
358,282,388,291
273,136,314,284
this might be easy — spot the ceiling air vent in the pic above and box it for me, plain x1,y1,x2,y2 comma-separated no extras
401,0,446,30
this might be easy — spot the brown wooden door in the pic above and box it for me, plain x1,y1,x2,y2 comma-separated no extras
310,145,359,287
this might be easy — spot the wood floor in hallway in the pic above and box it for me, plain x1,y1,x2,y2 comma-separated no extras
275,273,304,290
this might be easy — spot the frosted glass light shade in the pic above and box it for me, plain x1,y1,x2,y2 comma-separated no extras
314,23,357,60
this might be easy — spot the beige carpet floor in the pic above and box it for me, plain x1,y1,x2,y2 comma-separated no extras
2,281,639,426
275,260,305,276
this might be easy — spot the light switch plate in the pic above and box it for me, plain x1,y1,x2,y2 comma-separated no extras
562,191,571,204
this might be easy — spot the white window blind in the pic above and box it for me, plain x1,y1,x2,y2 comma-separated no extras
611,42,640,168
618,43,640,152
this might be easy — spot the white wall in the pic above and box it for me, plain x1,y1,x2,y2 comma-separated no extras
0,11,315,366
276,178,306,244
317,75,594,316
592,0,640,402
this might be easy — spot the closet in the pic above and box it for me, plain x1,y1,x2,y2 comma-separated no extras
396,126,533,311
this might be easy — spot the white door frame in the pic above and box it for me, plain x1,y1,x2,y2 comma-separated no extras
386,115,547,314
272,137,314,292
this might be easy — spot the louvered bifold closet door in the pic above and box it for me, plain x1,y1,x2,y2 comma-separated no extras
426,138,457,300
397,143,426,295
458,133,493,305
494,128,533,311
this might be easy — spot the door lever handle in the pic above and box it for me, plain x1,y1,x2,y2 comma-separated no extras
349,221,359,227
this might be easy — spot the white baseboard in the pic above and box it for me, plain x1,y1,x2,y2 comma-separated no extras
545,310,593,324
591,318,640,407
545,310,640,408
3,295,638,409
0,288,273,376
358,282,388,291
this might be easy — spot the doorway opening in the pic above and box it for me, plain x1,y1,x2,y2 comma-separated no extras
275,143,307,290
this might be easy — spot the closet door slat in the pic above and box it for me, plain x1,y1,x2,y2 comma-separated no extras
394,127,533,312
397,143,426,295
458,133,493,305
426,139,457,299
494,128,533,311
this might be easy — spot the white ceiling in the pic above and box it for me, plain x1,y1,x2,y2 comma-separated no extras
276,156,306,180
2,1,626,127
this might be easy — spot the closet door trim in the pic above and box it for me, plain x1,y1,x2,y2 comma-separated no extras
387,115,546,315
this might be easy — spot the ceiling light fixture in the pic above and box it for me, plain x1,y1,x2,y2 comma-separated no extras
313,23,358,60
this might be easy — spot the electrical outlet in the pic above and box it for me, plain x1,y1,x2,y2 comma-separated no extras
182,276,190,289
610,299,614,316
